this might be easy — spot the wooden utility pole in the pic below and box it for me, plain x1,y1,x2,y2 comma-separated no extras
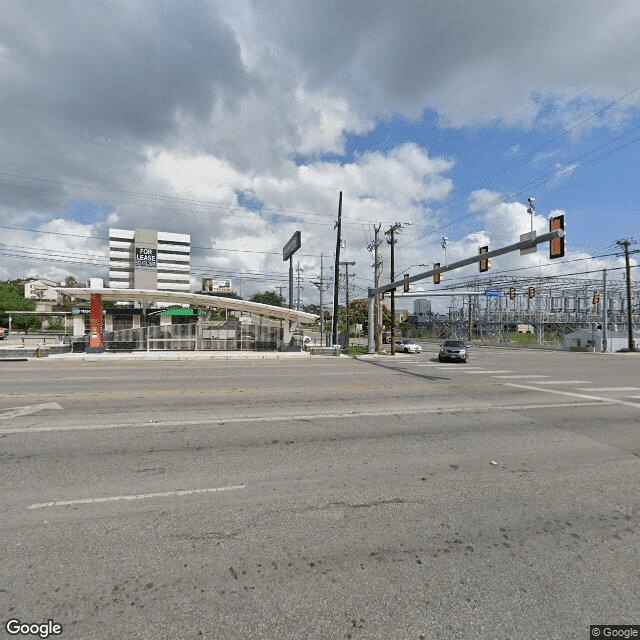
617,239,636,351
385,223,402,355
339,261,356,345
373,224,383,351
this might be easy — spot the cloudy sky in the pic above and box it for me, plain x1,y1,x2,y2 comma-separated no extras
1,0,639,309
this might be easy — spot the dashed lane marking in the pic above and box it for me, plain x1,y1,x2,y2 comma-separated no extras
492,375,549,379
575,387,640,392
530,380,590,385
504,383,640,409
28,484,246,509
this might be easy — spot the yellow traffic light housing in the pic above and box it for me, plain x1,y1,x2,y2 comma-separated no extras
509,287,516,300
433,263,441,285
549,215,565,259
528,287,536,299
479,245,490,272
403,274,410,293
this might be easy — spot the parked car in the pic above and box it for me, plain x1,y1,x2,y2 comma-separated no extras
438,339,468,362
0,327,6,339
394,339,422,354
382,331,392,344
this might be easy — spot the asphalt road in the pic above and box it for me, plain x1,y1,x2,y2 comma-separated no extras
1,345,639,640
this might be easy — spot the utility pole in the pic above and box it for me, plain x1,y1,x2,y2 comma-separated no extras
367,224,383,351
312,255,329,346
295,261,304,310
602,268,608,353
617,239,636,351
385,223,402,355
339,261,356,346
332,191,342,347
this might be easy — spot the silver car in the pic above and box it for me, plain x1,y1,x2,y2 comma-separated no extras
394,339,422,354
438,339,468,362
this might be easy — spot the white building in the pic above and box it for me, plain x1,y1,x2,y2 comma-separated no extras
23,278,63,311
413,299,432,315
109,228,190,292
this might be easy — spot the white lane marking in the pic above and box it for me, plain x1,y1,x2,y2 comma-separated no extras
455,370,502,374
531,380,590,385
464,370,513,374
575,387,640,392
435,367,473,370
436,366,483,369
504,383,640,409
492,374,549,379
28,484,246,509
319,372,359,375
0,403,63,420
1,401,615,434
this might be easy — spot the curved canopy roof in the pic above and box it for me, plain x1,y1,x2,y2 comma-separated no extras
56,288,318,324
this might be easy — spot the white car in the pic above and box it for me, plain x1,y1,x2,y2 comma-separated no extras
394,339,422,354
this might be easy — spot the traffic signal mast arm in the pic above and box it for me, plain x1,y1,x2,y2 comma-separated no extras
369,228,565,297
367,226,565,354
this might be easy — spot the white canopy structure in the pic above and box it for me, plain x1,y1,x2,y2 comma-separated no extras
56,288,318,324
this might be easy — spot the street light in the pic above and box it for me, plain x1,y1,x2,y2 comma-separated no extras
526,197,535,238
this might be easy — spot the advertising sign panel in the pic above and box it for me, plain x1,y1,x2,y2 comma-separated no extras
135,247,157,268
283,231,301,261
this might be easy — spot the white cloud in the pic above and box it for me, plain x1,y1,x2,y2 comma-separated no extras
1,0,637,300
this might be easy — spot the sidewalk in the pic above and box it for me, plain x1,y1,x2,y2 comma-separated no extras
0,347,314,362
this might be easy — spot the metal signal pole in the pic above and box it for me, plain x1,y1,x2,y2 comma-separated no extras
331,191,342,347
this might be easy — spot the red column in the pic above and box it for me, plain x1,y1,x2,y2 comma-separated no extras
89,294,104,349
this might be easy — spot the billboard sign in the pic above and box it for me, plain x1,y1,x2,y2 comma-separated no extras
135,247,157,268
283,231,301,261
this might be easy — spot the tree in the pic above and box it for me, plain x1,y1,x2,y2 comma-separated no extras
250,291,286,307
344,298,392,331
65,275,82,287
0,280,37,329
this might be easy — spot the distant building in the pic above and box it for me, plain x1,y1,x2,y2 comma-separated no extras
109,228,190,292
413,299,431,315
23,278,62,311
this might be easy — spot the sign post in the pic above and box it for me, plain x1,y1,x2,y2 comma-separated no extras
283,231,301,310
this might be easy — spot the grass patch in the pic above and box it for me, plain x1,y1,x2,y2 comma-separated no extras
343,345,388,356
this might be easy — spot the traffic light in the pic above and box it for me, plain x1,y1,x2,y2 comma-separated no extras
549,214,565,259
479,246,490,272
509,287,516,300
433,263,442,285
403,274,410,293
528,287,536,299
592,291,601,304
